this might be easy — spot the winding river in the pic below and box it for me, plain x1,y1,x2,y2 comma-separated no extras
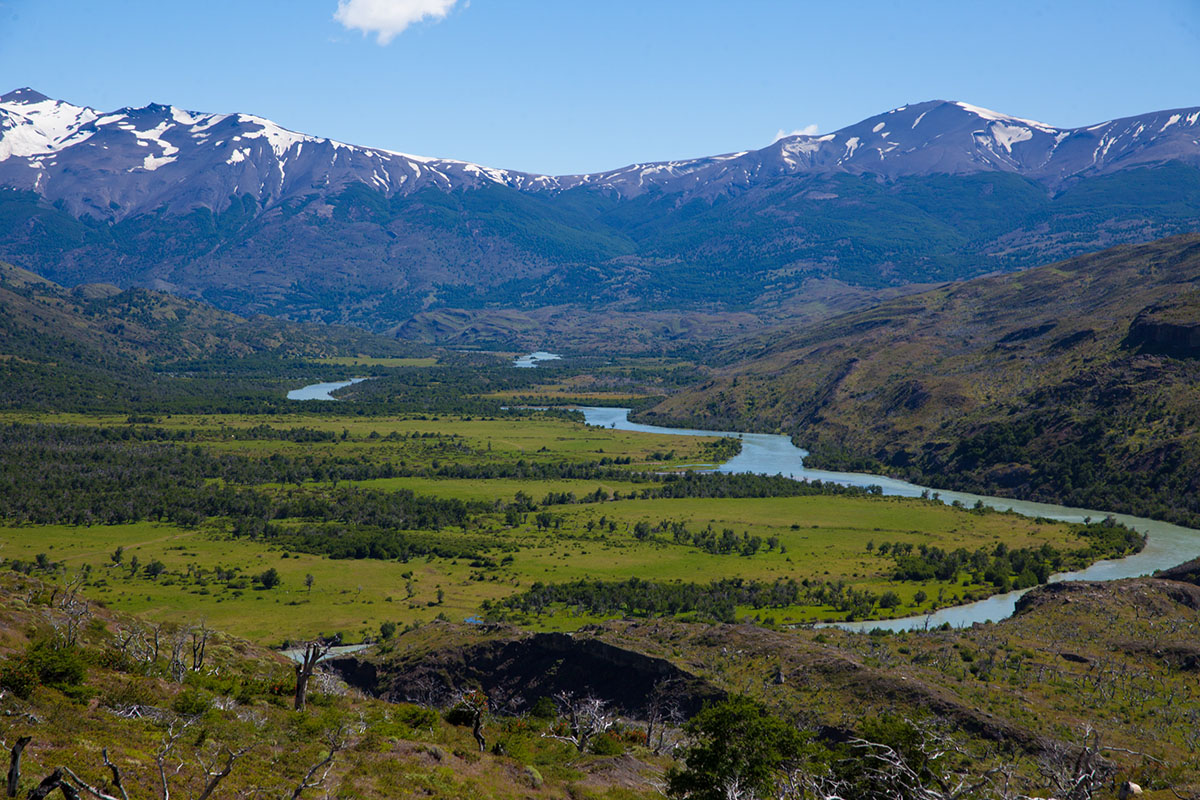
513,351,563,368
285,380,1200,631
575,407,1200,631
286,378,368,401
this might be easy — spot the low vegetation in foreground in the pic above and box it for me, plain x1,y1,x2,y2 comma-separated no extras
5,561,1198,799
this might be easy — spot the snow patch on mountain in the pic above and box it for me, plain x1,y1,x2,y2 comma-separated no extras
236,114,333,159
955,102,1056,132
0,93,98,160
2,90,1200,216
990,122,1033,152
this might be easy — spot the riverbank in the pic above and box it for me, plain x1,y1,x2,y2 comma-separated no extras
576,406,1200,630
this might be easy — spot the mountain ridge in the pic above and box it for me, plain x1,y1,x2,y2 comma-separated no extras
3,88,1200,341
4,88,1200,219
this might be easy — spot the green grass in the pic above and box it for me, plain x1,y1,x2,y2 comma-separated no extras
0,410,727,472
0,408,1116,642
344,476,648,502
311,356,439,367
0,490,1084,642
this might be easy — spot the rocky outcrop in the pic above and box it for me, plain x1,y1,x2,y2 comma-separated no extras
328,630,725,717
1125,294,1200,357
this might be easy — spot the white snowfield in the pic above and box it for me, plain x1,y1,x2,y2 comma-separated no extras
2,88,1199,215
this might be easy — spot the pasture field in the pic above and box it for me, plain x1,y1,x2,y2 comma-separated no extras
311,356,439,367
0,410,720,467
0,408,1131,642
0,498,1086,643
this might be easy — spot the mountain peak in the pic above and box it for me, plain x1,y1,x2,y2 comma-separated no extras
0,87,51,105
2,89,1199,215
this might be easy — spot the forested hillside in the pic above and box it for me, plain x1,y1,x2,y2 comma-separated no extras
642,234,1200,525
0,261,417,409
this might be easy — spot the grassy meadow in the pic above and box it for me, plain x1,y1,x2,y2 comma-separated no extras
0,406,1108,644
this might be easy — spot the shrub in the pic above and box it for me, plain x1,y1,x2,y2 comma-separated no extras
591,732,625,755
529,695,557,719
523,766,544,789
172,688,212,716
0,656,39,699
25,639,87,692
395,703,439,730
101,676,157,709
443,703,477,727
666,696,814,800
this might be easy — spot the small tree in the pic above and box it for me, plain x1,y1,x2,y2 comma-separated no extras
449,690,489,752
666,696,814,800
258,568,281,590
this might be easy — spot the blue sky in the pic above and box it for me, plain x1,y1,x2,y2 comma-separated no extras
1,0,1198,175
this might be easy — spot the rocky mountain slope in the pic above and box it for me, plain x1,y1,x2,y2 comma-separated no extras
3,88,1200,341
5,89,1198,213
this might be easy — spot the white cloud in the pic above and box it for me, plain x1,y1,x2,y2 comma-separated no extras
334,0,462,45
772,124,819,143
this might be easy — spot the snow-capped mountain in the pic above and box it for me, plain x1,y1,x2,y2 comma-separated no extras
2,88,1200,336
3,88,1199,217
0,88,558,217
548,100,1200,199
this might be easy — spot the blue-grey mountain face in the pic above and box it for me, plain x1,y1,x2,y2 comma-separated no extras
4,89,1198,213
2,87,1200,339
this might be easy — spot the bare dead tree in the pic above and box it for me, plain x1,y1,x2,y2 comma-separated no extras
840,731,1003,800
1038,725,1114,800
401,675,443,708
52,735,247,800
151,623,164,664
7,736,31,798
293,640,333,712
27,768,71,800
156,719,190,800
775,720,1012,800
48,571,92,648
189,625,209,673
288,717,361,800
656,703,687,756
100,750,128,800
167,626,189,683
192,744,252,800
544,692,614,753
644,679,670,751
60,763,127,800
